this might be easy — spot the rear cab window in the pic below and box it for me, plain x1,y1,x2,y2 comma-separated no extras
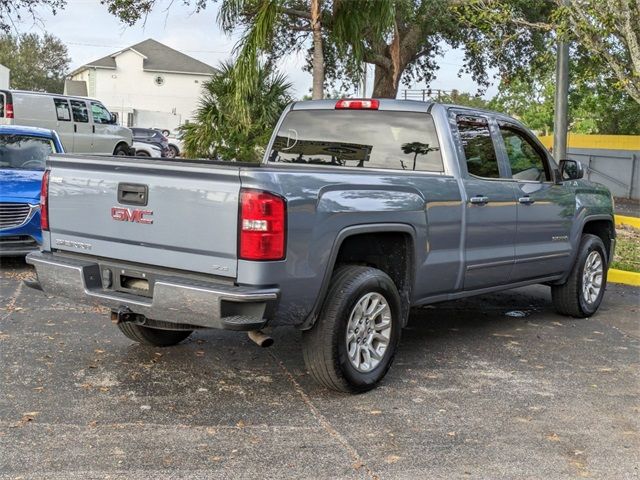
268,109,443,172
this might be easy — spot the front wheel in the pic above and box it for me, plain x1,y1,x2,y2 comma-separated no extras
117,322,192,347
167,145,179,158
552,234,608,318
302,266,402,393
113,144,129,156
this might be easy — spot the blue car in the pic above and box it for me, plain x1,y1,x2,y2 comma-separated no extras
0,125,64,256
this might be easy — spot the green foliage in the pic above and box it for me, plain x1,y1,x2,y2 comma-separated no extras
0,33,70,93
489,69,640,135
180,60,292,162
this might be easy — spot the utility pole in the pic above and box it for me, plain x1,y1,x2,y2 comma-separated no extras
553,35,569,160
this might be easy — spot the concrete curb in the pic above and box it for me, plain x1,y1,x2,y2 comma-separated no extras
615,215,640,229
609,269,640,287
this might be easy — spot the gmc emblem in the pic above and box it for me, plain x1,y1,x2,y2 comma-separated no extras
111,207,153,224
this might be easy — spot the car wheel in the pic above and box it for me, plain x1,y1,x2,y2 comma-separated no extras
136,151,150,157
113,144,129,156
302,265,402,393
551,234,608,318
167,145,179,158
117,323,192,347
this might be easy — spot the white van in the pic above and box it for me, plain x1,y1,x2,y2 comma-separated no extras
0,90,133,155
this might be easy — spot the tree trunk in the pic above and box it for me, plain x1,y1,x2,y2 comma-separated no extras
310,0,324,100
372,64,401,98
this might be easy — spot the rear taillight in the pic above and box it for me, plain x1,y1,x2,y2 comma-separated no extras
239,189,286,261
40,170,50,231
5,103,14,118
335,99,379,110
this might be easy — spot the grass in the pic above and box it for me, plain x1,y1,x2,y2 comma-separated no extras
611,224,640,273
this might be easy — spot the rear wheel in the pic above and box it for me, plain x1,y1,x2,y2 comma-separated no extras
135,150,150,157
302,265,402,393
117,323,192,347
552,234,607,318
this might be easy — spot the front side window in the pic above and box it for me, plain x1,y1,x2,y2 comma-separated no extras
457,115,500,179
268,110,443,172
499,123,550,181
90,102,112,124
54,98,71,121
70,100,89,123
0,134,54,170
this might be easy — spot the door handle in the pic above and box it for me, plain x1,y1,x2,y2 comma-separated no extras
73,124,77,133
92,125,95,133
469,195,489,205
518,196,535,205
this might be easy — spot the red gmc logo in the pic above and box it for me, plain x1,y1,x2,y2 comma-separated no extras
111,207,153,224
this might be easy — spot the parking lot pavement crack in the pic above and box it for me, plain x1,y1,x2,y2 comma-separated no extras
268,350,380,480
1,280,23,321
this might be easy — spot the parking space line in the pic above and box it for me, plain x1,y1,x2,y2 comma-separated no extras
267,350,380,480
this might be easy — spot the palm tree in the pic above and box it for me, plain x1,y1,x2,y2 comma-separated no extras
218,0,395,120
181,60,292,162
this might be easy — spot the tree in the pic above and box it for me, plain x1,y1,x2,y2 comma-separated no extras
0,0,66,33
489,68,640,135
181,60,292,162
458,0,640,104
0,33,70,93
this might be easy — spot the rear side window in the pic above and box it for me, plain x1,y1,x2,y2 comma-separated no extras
70,100,89,123
457,115,500,179
268,110,443,172
0,93,5,117
54,98,71,121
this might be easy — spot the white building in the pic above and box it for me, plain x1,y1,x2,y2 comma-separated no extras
0,64,9,89
67,39,216,131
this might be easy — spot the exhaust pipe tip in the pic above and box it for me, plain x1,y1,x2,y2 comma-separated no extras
248,330,273,348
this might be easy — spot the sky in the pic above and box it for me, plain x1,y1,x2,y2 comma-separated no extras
19,0,498,99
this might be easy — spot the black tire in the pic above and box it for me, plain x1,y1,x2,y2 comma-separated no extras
135,150,150,157
302,265,402,393
167,145,179,158
113,144,129,156
552,234,608,318
117,323,192,347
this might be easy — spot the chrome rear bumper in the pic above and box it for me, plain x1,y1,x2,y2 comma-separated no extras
26,251,278,330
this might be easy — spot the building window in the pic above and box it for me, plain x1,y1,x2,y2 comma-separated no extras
154,75,165,86
127,112,134,127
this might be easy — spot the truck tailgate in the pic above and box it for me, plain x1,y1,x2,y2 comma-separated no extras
46,155,240,277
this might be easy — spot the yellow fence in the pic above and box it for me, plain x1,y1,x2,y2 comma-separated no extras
537,134,640,151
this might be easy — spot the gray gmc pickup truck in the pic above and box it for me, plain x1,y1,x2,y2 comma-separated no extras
26,99,615,392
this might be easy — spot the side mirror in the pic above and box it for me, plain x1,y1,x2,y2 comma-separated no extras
110,112,119,125
558,159,584,181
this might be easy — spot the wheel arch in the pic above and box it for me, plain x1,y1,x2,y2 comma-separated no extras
300,223,417,330
558,213,615,284
113,141,130,155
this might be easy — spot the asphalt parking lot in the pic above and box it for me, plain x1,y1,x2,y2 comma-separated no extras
1,257,638,479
